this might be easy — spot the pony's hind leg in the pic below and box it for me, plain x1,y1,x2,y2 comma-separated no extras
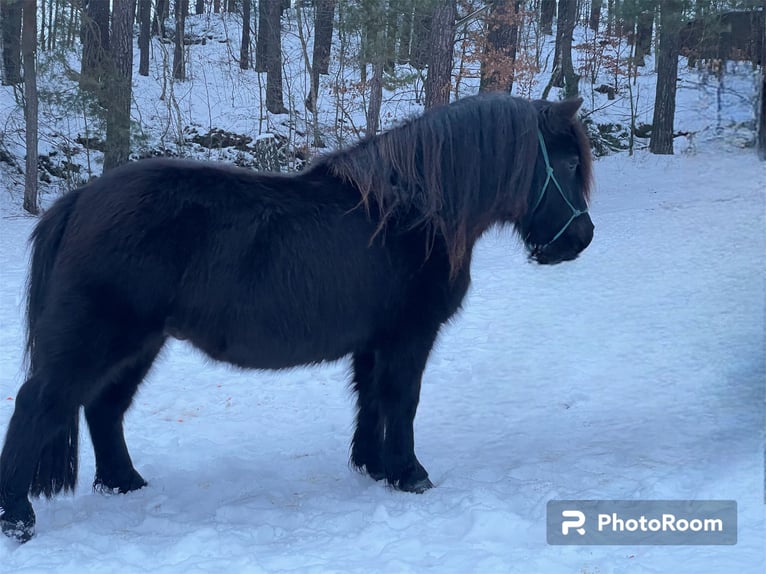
1,296,162,542
85,336,164,494
350,351,385,481
0,367,85,541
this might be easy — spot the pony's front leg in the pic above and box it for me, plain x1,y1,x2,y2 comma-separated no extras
350,351,385,480
376,333,438,493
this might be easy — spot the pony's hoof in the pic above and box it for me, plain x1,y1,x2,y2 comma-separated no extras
1,514,35,543
398,476,434,493
94,469,147,494
367,468,386,482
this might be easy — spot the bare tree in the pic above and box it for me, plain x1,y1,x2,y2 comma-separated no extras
307,0,335,111
154,0,169,36
410,1,430,70
539,0,555,35
255,0,267,71
1,0,22,85
264,0,286,113
174,0,187,80
80,0,110,94
397,0,414,64
104,0,135,170
589,0,603,31
384,0,399,72
633,9,654,67
361,0,387,133
480,0,520,93
423,0,456,109
196,0,204,14
22,0,38,214
547,0,579,97
607,0,616,36
758,8,765,160
366,62,383,135
649,0,682,155
240,0,251,69
138,0,151,76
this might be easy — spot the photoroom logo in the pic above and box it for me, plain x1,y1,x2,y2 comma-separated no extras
561,510,586,536
547,500,737,545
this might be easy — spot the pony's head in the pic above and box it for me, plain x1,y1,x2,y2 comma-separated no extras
316,93,594,275
521,98,594,265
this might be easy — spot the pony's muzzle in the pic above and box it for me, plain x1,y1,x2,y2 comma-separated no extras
530,214,594,265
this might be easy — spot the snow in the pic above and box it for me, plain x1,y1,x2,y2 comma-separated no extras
1,7,765,574
0,149,764,572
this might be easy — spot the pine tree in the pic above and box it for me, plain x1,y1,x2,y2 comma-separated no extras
1,0,22,85
649,0,682,155
22,0,38,214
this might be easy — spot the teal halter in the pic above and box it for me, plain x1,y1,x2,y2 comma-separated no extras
526,130,588,248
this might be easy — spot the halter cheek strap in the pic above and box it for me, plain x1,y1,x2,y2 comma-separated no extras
526,131,588,248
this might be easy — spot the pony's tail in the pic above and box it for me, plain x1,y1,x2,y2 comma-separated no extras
25,188,82,373
24,189,83,498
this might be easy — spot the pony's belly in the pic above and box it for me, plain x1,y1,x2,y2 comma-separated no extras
172,318,369,370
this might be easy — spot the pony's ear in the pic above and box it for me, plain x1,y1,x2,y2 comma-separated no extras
553,98,583,120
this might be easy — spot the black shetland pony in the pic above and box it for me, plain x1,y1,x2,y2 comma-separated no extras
0,94,594,541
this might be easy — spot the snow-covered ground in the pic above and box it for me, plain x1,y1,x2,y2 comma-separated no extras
0,148,763,572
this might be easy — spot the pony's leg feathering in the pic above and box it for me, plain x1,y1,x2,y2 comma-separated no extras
85,336,164,494
350,351,386,481
352,330,438,494
0,373,80,543
376,335,435,493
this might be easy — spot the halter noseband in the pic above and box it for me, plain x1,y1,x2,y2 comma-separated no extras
525,130,588,249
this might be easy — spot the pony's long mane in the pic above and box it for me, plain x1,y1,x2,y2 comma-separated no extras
311,94,543,275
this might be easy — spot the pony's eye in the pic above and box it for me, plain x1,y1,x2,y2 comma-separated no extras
567,158,579,173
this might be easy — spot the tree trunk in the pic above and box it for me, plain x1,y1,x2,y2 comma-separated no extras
366,61,383,136
634,9,654,67
423,0,455,110
410,0,430,70
307,0,334,111
196,0,204,14
606,0,615,36
589,0,602,32
80,0,110,94
264,0,286,113
240,0,251,69
480,0,520,94
154,0,169,36
397,0,413,64
649,1,682,155
138,0,150,76
758,9,765,160
173,0,186,80
104,0,135,171
255,0,268,71
550,0,579,96
22,0,38,214
359,0,386,87
384,0,399,72
2,0,22,85
539,0,555,36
